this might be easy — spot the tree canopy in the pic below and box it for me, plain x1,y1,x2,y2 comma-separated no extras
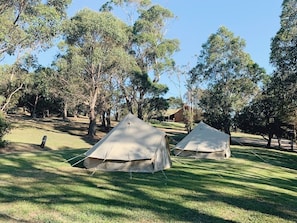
270,0,297,125
0,0,295,144
189,26,265,134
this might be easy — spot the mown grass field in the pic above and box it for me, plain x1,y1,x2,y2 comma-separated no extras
1,115,297,223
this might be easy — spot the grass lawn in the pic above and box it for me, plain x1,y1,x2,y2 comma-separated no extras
1,115,297,222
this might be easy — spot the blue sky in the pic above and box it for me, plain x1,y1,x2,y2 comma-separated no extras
3,0,284,99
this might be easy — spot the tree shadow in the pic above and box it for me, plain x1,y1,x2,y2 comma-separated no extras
0,150,238,222
1,117,297,222
231,145,297,171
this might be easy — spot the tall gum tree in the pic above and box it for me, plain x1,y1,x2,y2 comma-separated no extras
131,4,179,119
0,0,71,112
63,9,131,137
189,26,265,134
51,51,86,120
100,0,179,120
270,0,297,128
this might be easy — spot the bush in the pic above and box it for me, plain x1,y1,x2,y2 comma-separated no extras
0,112,10,147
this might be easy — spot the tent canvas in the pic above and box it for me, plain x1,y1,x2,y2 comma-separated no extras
173,121,231,159
84,113,172,172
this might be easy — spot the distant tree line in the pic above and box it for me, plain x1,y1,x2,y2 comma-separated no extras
0,0,296,148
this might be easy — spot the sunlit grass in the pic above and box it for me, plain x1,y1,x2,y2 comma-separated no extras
1,115,297,222
231,131,263,139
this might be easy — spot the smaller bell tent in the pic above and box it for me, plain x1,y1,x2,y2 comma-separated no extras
83,113,172,173
173,121,231,159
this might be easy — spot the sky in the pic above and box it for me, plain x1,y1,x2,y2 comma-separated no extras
3,0,284,99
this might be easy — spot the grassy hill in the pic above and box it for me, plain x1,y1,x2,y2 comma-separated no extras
1,115,297,222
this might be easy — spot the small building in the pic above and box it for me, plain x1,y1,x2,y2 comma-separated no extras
163,105,202,123
164,108,184,122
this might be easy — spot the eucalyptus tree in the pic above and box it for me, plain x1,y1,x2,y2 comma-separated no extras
168,97,183,109
0,111,10,147
0,63,31,112
0,0,71,58
189,26,265,134
235,84,283,148
0,0,71,112
51,49,86,120
270,0,297,127
63,9,131,137
26,67,52,118
131,72,169,120
130,4,179,119
101,0,179,119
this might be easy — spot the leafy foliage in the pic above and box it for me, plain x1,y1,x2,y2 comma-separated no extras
0,0,71,113
0,112,10,147
189,26,265,133
0,0,71,58
269,0,297,126
62,9,132,137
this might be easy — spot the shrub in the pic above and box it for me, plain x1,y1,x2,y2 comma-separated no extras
0,112,10,147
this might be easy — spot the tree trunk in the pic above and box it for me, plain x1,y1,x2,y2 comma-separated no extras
88,112,97,137
137,92,145,120
87,88,98,138
0,84,23,112
266,121,274,148
106,108,111,131
101,111,106,128
32,94,39,118
224,122,231,135
115,111,119,121
267,131,273,148
120,85,133,113
63,101,68,120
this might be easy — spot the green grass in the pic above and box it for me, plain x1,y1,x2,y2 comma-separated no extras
1,115,297,222
151,121,186,131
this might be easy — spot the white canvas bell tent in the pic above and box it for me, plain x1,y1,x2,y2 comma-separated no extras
83,113,172,173
173,121,231,159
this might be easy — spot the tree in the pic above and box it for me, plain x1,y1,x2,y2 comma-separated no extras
0,0,71,59
189,26,265,134
270,0,297,129
0,0,71,112
168,97,183,109
51,49,86,120
63,9,131,137
0,111,10,147
130,4,179,119
236,80,296,148
100,1,179,120
235,83,276,145
19,66,58,118
0,63,31,112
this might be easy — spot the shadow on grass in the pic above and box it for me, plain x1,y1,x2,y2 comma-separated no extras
0,141,52,154
62,148,86,169
8,114,100,146
167,132,186,145
231,145,297,171
0,213,31,223
1,146,297,222
0,149,236,222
